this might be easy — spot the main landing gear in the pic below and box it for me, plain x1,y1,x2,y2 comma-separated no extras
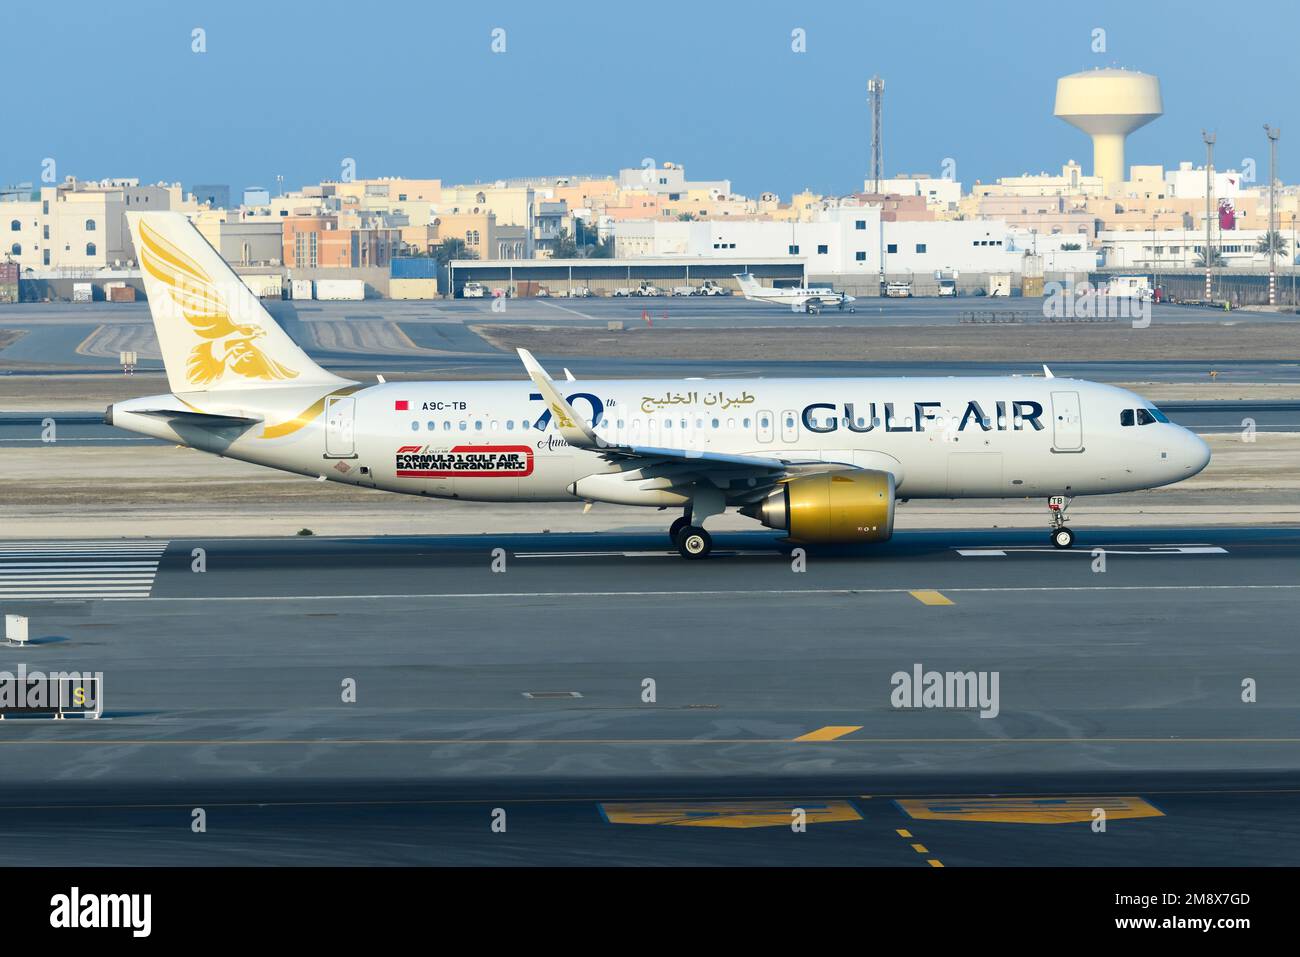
669,507,713,560
1048,495,1075,549
669,489,724,560
668,508,692,544
676,526,713,560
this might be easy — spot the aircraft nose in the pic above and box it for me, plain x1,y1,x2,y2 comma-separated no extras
1184,429,1211,477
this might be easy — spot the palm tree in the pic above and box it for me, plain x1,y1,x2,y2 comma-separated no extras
1254,231,1290,261
432,238,472,264
1195,248,1226,268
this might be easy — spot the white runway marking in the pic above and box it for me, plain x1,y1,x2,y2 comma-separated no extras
0,541,168,599
536,299,599,321
955,544,1228,557
514,550,783,559
132,583,1300,603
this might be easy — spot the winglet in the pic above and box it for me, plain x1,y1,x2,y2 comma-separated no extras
516,348,604,449
1042,364,1055,379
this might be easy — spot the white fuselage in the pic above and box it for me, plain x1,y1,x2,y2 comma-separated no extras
109,375,1211,506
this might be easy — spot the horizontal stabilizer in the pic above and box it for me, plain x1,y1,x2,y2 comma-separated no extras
110,407,263,429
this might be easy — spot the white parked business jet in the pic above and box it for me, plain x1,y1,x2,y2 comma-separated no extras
107,212,1210,559
734,272,856,313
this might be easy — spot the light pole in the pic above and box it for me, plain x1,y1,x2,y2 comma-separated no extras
1202,130,1216,300
1151,213,1158,296
1291,212,1296,310
1265,125,1280,305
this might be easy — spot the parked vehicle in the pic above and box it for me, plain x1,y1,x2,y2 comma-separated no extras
634,283,663,297
1104,275,1154,302
567,286,591,298
937,278,957,297
885,281,913,298
462,281,486,298
613,287,632,297
695,279,730,296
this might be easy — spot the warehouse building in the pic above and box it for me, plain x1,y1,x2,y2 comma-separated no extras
447,257,804,297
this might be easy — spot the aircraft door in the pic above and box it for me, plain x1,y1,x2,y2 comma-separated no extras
325,396,356,458
780,409,799,443
756,410,774,443
1051,391,1083,451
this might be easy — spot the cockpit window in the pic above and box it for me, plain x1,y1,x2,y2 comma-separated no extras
1135,408,1157,426
1148,407,1170,423
1120,409,1134,427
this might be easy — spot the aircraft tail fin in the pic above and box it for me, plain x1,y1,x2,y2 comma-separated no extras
127,211,346,394
733,272,761,298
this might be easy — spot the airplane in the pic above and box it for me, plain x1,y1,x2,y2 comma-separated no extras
106,212,1211,560
734,271,857,314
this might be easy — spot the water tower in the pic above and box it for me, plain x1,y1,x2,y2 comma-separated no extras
1054,68,1162,188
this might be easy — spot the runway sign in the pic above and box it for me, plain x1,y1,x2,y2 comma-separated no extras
895,795,1163,825
600,799,862,828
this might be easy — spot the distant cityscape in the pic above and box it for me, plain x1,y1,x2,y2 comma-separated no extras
2,68,1297,304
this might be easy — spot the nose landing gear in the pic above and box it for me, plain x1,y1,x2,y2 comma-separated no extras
1048,495,1075,548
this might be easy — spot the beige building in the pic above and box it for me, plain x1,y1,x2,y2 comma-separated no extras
439,183,535,227
3,179,176,270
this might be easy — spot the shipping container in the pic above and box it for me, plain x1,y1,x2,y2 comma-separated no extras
0,282,18,304
391,257,437,280
240,273,283,298
108,285,137,303
0,262,18,283
388,278,439,300
289,279,314,300
313,279,365,301
72,282,93,302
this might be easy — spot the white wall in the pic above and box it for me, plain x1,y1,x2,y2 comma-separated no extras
613,209,1038,275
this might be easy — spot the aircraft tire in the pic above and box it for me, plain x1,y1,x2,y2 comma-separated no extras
676,526,712,559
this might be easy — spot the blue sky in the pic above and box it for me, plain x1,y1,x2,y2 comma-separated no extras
3,0,1296,198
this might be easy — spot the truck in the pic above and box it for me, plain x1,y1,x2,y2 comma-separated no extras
1104,275,1154,302
885,281,913,298
935,269,959,297
462,281,486,298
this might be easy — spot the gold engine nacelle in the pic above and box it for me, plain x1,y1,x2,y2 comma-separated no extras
741,469,895,544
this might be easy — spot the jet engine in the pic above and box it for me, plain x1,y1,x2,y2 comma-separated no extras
740,469,895,544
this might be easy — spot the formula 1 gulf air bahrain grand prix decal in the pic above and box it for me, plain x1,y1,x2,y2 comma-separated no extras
395,445,535,478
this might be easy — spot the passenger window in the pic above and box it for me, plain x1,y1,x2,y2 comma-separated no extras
521,420,530,430
1120,409,1134,427
506,420,514,430
1136,409,1156,426
711,418,719,428
410,421,419,432
475,421,483,431
443,421,452,431
459,421,467,431
426,421,435,430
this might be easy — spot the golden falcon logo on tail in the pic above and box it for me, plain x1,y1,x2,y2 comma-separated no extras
137,220,298,386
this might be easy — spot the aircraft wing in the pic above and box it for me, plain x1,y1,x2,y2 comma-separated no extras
516,348,854,501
